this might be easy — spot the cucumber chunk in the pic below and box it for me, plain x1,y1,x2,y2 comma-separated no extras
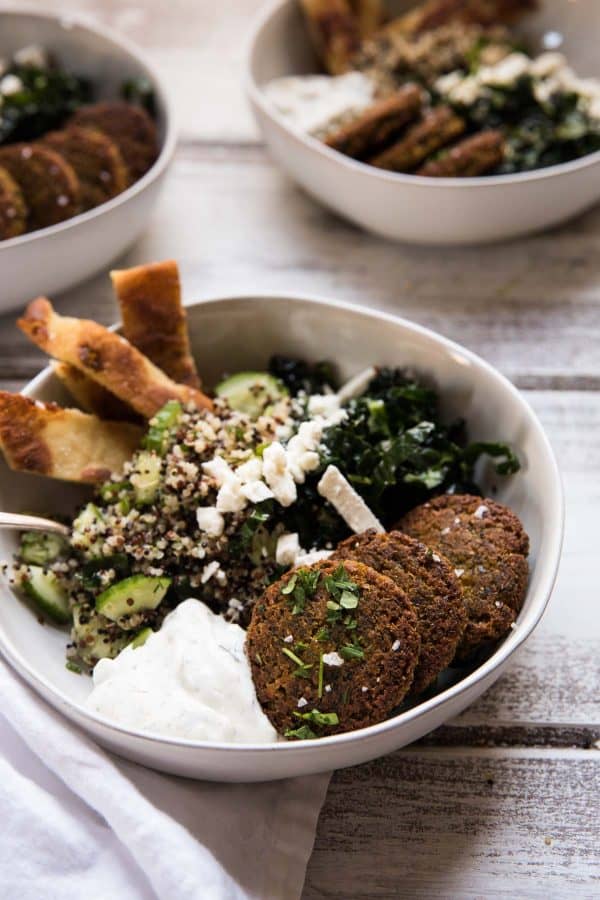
22,566,71,625
72,605,128,665
96,574,171,621
129,627,153,649
20,531,68,566
131,450,161,505
215,372,288,418
143,400,182,455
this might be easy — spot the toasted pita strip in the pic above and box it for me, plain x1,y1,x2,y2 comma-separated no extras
18,298,213,419
52,362,137,422
350,0,385,37
300,0,361,74
380,0,536,38
0,392,142,484
110,260,200,388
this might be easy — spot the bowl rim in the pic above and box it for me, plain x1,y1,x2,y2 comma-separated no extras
245,0,600,189
0,291,565,755
0,3,177,251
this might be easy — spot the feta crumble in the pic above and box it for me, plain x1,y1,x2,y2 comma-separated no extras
317,465,384,534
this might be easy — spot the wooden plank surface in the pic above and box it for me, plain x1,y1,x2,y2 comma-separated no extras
2,2,600,898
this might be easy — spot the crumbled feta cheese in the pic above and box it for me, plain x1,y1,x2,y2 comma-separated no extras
297,697,308,708
454,568,465,578
262,442,297,507
196,506,225,537
0,74,23,96
294,549,333,567
276,533,301,567
337,366,376,404
283,634,293,644
480,52,530,87
361,686,368,693
324,684,332,693
307,393,344,423
240,480,274,503
473,504,489,519
317,465,384,533
202,456,234,486
322,651,344,667
201,561,221,584
529,52,567,79
236,456,263,482
391,640,401,651
432,553,441,563
13,44,48,68
216,478,247,513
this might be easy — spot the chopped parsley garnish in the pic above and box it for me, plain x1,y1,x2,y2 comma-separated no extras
142,400,182,455
284,724,318,740
282,645,313,679
316,626,330,643
317,653,324,699
293,709,339,727
339,643,365,661
280,567,320,614
324,565,360,603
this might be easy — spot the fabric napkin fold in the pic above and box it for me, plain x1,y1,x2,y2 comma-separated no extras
0,658,330,900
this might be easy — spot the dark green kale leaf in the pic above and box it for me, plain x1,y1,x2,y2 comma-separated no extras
269,356,337,396
0,64,91,145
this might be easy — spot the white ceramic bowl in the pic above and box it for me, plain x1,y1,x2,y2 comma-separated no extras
0,294,563,781
0,8,175,314
246,0,600,244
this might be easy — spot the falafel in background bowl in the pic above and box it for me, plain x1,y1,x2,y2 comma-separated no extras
246,0,600,244
0,9,175,313
0,292,564,781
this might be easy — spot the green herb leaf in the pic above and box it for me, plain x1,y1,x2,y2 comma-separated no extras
293,708,340,727
339,643,365,661
284,724,318,740
281,574,297,596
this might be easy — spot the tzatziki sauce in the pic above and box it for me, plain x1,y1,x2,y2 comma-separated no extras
86,599,277,743
263,72,375,136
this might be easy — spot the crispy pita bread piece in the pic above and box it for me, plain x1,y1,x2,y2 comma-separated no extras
110,260,200,388
17,298,213,419
300,0,361,74
381,0,536,38
53,362,138,422
0,392,142,484
350,0,386,38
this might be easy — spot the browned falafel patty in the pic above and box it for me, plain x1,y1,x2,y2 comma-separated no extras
247,559,421,738
399,494,529,661
42,126,129,210
331,530,466,693
0,144,81,230
70,102,159,182
417,129,504,177
325,83,423,159
369,105,466,172
0,165,27,239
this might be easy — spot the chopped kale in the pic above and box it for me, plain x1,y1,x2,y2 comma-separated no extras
121,77,156,117
0,63,91,145
269,355,337,396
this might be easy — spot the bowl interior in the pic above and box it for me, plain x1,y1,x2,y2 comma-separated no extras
0,296,562,734
250,0,600,86
0,10,169,164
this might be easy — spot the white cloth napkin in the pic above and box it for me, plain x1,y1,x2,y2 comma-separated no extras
0,658,330,900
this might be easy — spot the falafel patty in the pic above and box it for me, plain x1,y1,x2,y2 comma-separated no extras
331,530,466,693
0,144,81,230
70,102,159,182
399,494,529,661
42,126,129,210
247,559,421,738
416,129,504,177
0,165,27,239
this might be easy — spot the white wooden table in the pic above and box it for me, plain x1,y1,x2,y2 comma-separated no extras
1,2,599,896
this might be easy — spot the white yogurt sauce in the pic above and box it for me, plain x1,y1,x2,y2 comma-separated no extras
86,599,277,743
263,72,375,136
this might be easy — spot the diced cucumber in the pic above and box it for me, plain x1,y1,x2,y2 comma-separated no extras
96,574,171,621
72,502,105,556
72,605,128,665
215,372,288,418
22,566,71,625
20,531,68,566
143,400,182,454
129,627,153,649
131,450,161,506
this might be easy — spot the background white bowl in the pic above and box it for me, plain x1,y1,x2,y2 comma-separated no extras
0,8,175,314
246,0,600,245
0,295,563,781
